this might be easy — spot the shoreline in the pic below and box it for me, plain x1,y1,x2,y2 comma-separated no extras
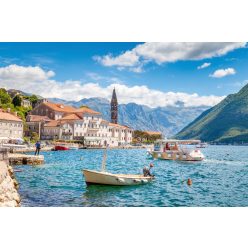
0,149,20,207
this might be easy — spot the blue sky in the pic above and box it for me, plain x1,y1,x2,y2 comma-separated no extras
0,42,247,108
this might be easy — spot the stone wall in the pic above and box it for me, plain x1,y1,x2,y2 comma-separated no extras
0,149,20,207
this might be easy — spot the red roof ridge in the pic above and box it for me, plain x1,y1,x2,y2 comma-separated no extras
42,101,77,113
60,113,82,120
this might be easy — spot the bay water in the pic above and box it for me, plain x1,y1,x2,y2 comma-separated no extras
15,145,248,207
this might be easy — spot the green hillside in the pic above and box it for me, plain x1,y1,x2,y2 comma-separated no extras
175,83,248,143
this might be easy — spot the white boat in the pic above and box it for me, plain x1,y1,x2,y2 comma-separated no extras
82,148,154,186
68,144,79,150
196,142,208,148
83,169,154,186
150,139,205,161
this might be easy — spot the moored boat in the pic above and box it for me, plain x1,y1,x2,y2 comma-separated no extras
149,139,205,161
196,142,208,148
83,169,153,186
82,148,154,186
67,144,79,150
54,144,69,151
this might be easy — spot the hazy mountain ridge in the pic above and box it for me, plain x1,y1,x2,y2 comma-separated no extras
48,97,208,137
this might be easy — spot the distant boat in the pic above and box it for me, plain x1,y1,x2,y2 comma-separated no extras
54,143,79,151
54,144,69,151
67,144,79,150
149,139,205,161
82,148,154,186
196,142,208,148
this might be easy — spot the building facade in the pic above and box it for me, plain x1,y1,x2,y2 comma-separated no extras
25,115,51,138
28,99,133,147
21,99,31,108
0,109,23,139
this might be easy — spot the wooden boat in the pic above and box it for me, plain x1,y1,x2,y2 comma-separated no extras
149,139,205,161
83,169,154,186
82,148,154,186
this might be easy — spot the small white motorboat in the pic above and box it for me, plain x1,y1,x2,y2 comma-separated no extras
150,139,205,161
82,148,154,186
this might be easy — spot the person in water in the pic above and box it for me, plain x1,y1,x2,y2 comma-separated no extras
143,163,154,177
35,140,41,155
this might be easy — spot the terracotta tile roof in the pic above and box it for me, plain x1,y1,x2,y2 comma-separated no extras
144,131,162,135
43,102,77,113
27,115,51,122
44,120,60,127
60,113,82,120
0,110,22,122
109,123,130,129
74,106,101,115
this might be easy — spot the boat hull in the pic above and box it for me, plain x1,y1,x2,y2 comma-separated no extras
54,145,69,151
83,169,154,186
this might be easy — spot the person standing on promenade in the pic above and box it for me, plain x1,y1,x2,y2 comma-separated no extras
35,141,41,155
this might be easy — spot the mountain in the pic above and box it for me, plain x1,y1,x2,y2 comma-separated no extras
175,83,248,143
48,97,208,137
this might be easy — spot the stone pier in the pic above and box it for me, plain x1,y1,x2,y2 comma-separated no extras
8,153,44,165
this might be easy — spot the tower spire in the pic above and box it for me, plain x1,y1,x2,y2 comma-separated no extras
111,88,118,124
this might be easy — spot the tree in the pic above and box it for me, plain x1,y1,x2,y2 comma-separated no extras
12,95,22,107
26,95,39,107
30,132,39,143
0,89,12,105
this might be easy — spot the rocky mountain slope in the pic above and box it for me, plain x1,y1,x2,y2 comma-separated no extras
175,83,248,143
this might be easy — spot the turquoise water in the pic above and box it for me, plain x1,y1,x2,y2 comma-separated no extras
15,146,248,207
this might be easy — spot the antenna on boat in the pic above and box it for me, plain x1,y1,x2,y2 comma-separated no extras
101,145,108,172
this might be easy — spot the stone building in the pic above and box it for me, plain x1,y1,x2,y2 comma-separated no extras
30,101,77,120
0,109,23,139
25,115,51,138
21,99,31,108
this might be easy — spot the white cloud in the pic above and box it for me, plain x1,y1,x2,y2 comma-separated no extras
0,64,55,82
0,64,225,108
94,42,246,72
210,68,236,78
197,62,211,69
94,50,140,67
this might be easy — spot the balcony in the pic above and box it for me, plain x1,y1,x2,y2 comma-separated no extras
89,119,98,123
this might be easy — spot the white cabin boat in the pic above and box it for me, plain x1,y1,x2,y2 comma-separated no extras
82,148,154,186
149,139,205,161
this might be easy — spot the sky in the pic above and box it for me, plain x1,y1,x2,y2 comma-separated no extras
0,42,247,108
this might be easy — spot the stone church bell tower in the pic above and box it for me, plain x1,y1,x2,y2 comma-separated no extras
111,88,118,124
